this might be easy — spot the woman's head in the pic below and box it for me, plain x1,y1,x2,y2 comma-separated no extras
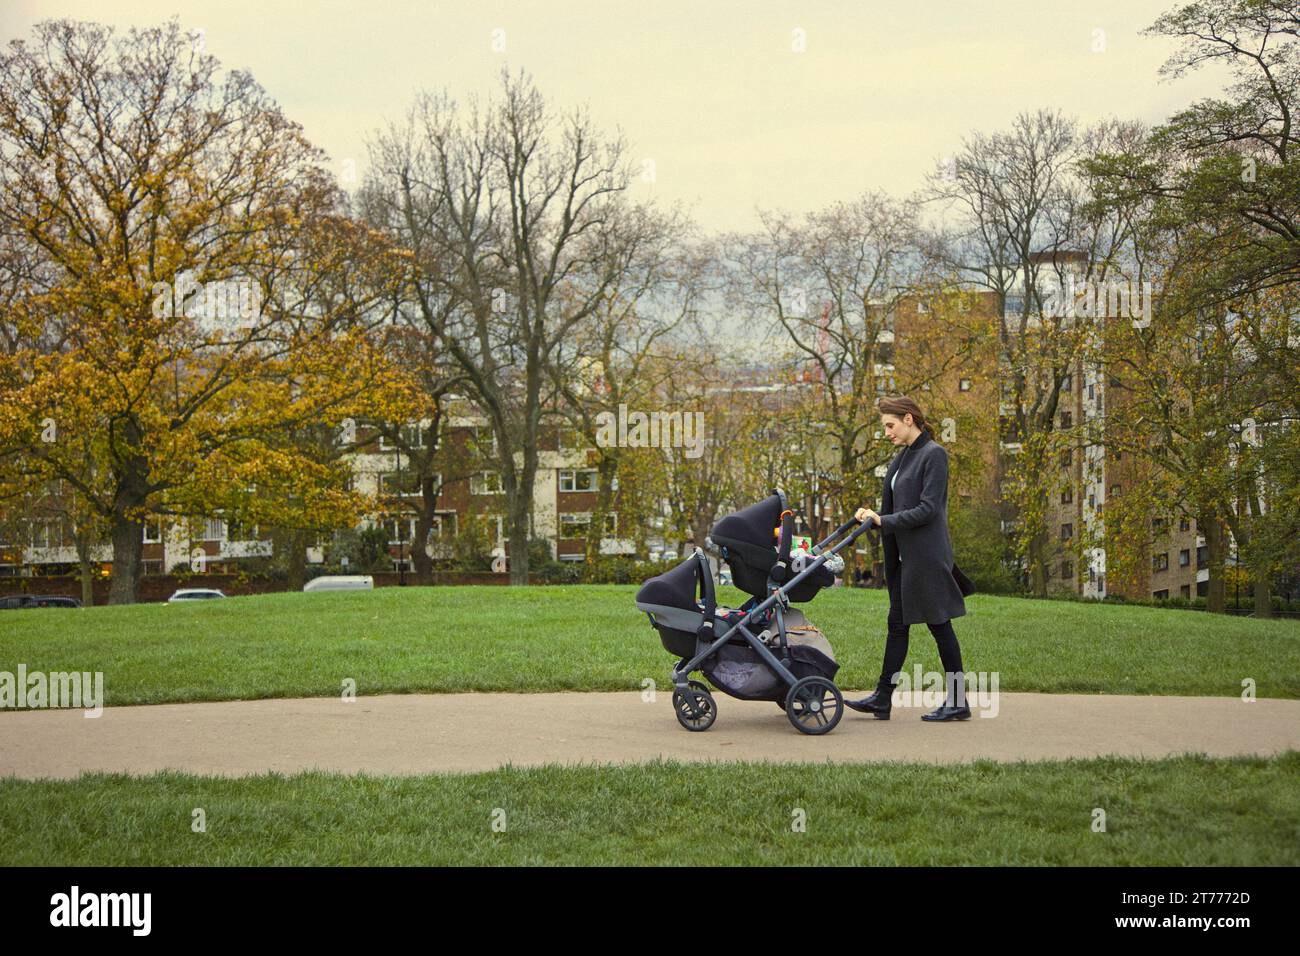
878,395,934,445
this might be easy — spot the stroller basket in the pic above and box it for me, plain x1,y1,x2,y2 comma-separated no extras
701,608,838,701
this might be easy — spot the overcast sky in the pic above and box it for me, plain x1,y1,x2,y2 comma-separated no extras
2,0,1229,234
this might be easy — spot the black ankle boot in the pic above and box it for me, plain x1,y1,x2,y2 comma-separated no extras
921,679,971,721
846,681,895,719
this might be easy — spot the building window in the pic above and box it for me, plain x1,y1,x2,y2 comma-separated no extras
1196,546,1207,569
201,517,224,542
1088,382,1095,400
1060,523,1073,542
379,422,427,451
30,518,67,549
1153,552,1169,572
380,471,433,497
1179,517,1190,532
1180,584,1191,598
470,471,504,495
226,516,259,542
1152,517,1165,533
959,377,972,392
1061,560,1073,579
1153,589,1169,600
1109,484,1121,497
430,512,458,539
143,518,164,544
1061,373,1072,392
559,469,599,493
383,514,416,545
1059,449,1072,467
559,513,592,538
1178,549,1190,567
1060,411,1072,428
473,425,499,458
1060,487,1073,504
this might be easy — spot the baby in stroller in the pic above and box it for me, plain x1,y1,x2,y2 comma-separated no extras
635,490,875,735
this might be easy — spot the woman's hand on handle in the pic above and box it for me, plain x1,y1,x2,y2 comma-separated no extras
854,506,880,527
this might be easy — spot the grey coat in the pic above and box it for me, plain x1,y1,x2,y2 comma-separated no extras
878,429,972,625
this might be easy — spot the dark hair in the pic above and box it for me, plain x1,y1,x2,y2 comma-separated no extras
877,395,935,437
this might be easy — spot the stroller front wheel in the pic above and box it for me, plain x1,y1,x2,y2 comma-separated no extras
673,683,717,732
786,676,843,735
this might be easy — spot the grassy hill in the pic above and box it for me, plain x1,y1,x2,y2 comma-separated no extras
2,585,1297,705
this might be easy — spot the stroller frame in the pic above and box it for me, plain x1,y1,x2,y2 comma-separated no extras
666,499,877,734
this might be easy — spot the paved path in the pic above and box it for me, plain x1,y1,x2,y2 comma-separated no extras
2,691,1297,779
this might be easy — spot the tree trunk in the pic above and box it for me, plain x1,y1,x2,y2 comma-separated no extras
506,459,534,586
1029,528,1049,597
108,514,144,605
1253,567,1273,619
75,531,95,607
413,472,441,585
108,427,149,605
690,514,712,555
286,529,308,592
585,455,619,563
508,501,530,585
1200,509,1226,614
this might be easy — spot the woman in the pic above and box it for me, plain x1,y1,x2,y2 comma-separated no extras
847,396,975,722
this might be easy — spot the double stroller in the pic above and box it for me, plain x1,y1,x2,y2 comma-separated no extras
635,490,875,735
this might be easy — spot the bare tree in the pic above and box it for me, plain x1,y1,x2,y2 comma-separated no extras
924,111,1140,594
366,69,660,583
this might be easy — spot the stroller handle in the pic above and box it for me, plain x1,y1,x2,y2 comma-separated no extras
812,516,877,554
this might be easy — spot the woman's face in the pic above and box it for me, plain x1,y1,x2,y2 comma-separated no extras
881,413,914,445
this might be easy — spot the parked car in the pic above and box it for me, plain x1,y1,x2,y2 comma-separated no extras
0,594,82,609
303,575,374,592
166,588,227,602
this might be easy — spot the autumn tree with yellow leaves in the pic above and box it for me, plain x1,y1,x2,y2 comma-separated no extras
0,20,413,602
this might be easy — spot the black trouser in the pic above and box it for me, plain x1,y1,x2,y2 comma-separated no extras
879,576,964,691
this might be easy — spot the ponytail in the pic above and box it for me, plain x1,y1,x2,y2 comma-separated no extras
878,395,933,437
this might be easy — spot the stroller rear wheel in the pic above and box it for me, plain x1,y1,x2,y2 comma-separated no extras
673,683,717,732
785,676,843,735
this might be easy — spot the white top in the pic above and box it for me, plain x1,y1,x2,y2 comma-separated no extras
891,442,913,561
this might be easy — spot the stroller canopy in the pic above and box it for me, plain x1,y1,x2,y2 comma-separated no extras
635,554,702,616
711,491,835,601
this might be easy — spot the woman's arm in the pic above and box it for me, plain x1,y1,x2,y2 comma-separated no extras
877,448,947,533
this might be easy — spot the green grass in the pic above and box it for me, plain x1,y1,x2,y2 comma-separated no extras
1,752,1296,865
0,585,1296,706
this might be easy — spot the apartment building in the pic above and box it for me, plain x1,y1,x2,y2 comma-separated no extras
0,413,635,578
895,266,1218,601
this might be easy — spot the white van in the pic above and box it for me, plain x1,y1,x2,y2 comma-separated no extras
303,575,374,592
